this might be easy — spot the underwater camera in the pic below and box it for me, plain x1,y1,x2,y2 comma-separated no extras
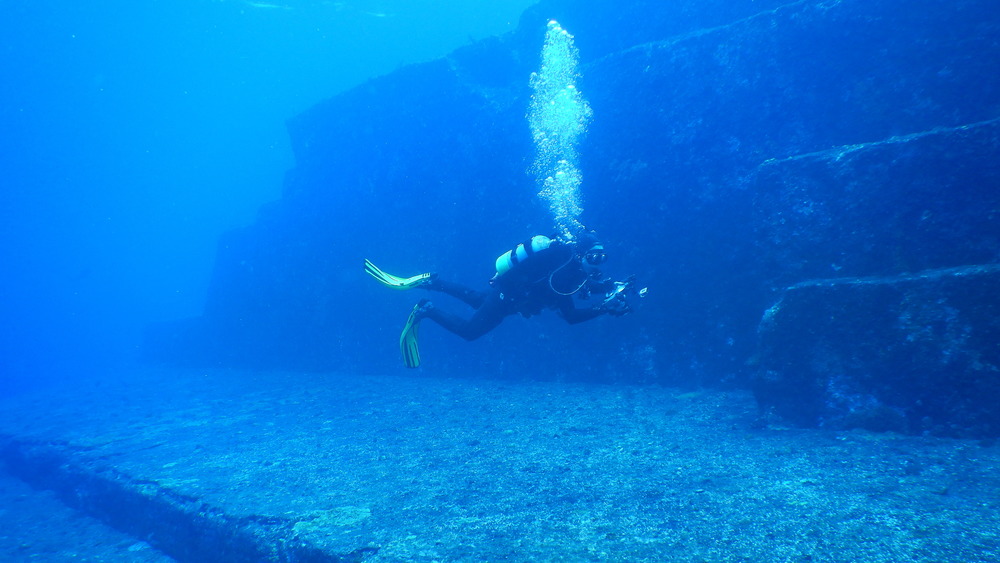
603,275,648,314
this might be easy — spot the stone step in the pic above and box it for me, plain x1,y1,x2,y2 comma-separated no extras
0,469,174,562
755,263,1000,436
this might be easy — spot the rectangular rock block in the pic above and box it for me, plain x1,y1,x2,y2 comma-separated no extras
755,264,1000,437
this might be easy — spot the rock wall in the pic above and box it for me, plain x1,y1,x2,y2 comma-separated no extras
748,120,1000,437
145,0,1000,433
755,264,1000,437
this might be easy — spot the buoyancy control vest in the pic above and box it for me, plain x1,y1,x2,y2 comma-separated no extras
491,235,588,304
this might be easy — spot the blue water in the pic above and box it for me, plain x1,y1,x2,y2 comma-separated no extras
0,0,534,389
2,0,999,560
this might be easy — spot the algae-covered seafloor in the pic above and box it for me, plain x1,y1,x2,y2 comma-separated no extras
1,369,998,561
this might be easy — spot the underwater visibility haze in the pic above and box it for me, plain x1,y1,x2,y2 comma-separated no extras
0,0,534,389
2,0,1000,560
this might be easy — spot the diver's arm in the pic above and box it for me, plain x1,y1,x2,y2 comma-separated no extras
555,297,606,324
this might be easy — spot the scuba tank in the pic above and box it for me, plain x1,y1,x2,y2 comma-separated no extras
494,235,552,278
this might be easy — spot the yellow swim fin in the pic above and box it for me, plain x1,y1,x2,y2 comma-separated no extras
364,259,434,290
399,301,424,368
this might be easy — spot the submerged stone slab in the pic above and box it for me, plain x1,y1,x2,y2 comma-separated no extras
4,369,1000,561
755,264,1000,437
0,470,173,561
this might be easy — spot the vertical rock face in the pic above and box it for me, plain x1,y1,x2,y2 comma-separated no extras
578,0,1000,389
747,120,1000,436
146,0,1000,434
755,265,1000,437
750,122,1000,286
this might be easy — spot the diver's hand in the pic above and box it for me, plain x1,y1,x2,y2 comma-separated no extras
601,298,631,317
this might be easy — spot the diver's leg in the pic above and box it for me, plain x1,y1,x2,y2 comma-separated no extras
426,279,488,309
419,292,507,341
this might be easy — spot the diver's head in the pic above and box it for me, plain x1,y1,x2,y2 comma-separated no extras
584,243,606,266
573,229,606,267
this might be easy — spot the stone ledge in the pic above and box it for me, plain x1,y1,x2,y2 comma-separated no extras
755,264,1000,437
0,437,348,562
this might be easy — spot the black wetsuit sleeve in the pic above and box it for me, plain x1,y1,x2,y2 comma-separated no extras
555,295,605,325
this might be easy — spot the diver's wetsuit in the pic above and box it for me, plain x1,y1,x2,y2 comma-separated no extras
419,241,610,341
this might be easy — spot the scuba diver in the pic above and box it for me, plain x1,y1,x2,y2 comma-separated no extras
365,230,645,368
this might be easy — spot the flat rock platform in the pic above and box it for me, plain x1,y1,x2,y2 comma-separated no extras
1,369,998,561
